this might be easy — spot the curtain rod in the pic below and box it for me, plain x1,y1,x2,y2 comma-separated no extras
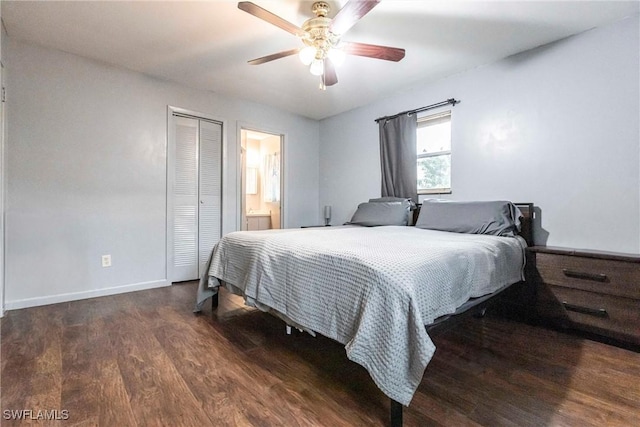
374,98,460,123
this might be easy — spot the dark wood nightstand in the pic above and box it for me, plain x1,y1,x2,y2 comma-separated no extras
527,246,640,346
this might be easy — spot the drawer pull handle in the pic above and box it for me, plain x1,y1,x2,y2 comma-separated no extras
562,269,607,282
562,302,608,318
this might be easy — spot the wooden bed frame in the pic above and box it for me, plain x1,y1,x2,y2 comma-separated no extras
390,202,534,427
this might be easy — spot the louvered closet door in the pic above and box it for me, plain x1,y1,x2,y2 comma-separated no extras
172,115,222,282
198,120,222,277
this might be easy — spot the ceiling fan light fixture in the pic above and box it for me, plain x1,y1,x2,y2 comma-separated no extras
309,58,324,76
239,1,404,88
299,46,317,65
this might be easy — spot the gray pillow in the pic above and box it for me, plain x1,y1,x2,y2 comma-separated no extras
349,202,409,227
415,200,522,237
368,197,415,210
369,197,415,225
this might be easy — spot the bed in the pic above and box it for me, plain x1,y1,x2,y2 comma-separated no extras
195,201,533,426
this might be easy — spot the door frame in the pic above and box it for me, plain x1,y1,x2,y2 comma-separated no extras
166,105,227,283
236,123,286,231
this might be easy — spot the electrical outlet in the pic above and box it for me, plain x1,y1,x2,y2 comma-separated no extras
101,254,112,267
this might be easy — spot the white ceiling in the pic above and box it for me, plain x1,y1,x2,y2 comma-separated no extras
2,1,638,120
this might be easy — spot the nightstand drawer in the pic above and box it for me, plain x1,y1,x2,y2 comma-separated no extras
535,253,640,300
545,285,640,344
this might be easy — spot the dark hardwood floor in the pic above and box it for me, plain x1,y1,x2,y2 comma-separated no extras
2,282,639,426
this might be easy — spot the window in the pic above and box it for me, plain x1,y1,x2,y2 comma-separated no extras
417,111,451,194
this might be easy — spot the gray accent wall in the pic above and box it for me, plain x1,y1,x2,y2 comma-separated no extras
5,38,320,309
320,15,640,254
4,14,639,311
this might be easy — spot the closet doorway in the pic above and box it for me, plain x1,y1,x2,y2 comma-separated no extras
240,129,283,231
167,107,223,282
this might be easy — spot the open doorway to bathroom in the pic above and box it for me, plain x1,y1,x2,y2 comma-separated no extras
240,129,283,231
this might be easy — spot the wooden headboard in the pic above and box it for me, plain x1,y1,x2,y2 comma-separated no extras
412,202,534,246
515,202,534,246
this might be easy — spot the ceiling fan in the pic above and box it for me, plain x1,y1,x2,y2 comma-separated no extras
238,1,405,89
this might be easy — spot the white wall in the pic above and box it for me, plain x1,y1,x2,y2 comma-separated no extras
0,8,5,317
5,38,320,309
320,15,640,254
5,14,639,311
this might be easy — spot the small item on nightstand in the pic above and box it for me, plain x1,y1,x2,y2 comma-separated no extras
324,205,332,226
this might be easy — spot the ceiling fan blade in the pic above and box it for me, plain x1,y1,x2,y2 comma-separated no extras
238,2,306,37
248,48,301,65
342,42,405,62
323,58,338,86
330,0,380,35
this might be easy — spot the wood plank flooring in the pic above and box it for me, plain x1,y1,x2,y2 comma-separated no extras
2,282,639,426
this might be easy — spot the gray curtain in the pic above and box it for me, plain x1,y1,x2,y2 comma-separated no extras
379,114,418,202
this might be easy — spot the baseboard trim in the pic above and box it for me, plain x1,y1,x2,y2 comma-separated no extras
4,279,171,311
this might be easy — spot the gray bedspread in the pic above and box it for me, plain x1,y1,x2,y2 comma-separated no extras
196,225,526,405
